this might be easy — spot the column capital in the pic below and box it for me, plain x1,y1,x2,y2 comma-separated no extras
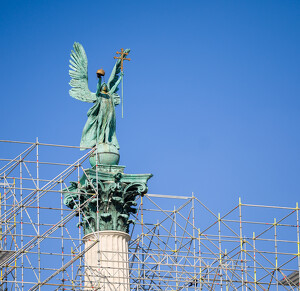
63,165,152,235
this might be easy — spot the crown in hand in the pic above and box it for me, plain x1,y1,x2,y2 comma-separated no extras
96,69,105,78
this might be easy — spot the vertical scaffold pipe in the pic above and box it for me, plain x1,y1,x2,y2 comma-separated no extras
84,230,131,290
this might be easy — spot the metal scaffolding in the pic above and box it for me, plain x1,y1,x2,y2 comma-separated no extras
0,139,299,290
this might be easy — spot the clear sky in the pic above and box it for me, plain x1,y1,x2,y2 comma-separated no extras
1,0,300,213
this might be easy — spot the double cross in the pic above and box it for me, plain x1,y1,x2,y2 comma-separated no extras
114,48,131,71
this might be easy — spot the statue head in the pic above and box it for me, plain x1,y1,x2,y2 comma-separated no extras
100,83,108,93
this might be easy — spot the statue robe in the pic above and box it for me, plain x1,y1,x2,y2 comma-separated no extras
80,92,120,150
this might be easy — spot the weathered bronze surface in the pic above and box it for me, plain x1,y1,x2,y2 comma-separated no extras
65,42,152,235
64,165,152,235
69,42,130,151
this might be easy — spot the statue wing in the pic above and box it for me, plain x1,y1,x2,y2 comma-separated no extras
69,42,96,103
107,49,130,92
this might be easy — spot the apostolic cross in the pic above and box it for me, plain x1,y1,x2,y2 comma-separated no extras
114,48,131,118
114,48,131,71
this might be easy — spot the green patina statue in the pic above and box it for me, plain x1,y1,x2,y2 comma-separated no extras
69,42,129,151
64,43,152,236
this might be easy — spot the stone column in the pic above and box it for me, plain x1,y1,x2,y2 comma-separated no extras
63,163,152,290
84,230,131,290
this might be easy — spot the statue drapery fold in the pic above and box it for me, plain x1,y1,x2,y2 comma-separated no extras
80,91,121,150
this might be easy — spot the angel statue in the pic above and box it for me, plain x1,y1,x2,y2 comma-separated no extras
69,42,130,156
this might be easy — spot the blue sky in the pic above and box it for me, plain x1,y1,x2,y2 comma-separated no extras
1,0,300,213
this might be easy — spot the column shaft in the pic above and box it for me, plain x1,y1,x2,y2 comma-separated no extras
84,230,131,290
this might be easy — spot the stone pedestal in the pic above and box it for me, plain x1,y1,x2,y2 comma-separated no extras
84,230,131,290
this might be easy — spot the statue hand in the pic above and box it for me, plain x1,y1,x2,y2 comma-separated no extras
121,71,124,77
